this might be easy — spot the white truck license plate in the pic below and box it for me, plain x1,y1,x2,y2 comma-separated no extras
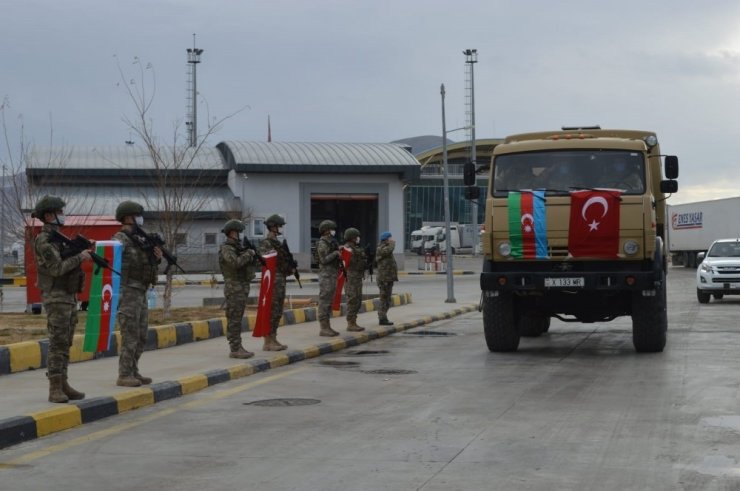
545,277,585,288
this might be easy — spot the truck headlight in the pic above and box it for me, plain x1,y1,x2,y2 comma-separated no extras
498,242,512,257
623,240,639,256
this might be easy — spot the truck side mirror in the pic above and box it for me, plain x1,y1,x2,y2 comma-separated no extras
664,156,679,179
465,187,480,200
463,162,476,186
660,180,678,194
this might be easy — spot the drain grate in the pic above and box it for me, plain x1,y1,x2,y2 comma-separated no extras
319,360,361,367
343,350,390,356
244,398,321,407
404,331,457,337
362,369,417,375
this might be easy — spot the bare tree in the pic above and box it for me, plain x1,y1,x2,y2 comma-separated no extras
116,57,245,319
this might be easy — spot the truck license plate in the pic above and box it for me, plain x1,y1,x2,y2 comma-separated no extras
545,277,585,288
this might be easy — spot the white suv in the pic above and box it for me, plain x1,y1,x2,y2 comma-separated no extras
696,239,740,303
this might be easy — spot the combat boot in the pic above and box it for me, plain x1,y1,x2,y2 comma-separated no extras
273,334,288,350
263,334,287,351
61,375,85,400
379,317,394,326
319,319,340,337
346,319,365,332
134,373,153,385
48,375,69,404
229,346,255,359
116,375,142,387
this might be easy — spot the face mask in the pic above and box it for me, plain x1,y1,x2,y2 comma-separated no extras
355,237,361,244
330,230,336,237
277,227,283,235
135,216,144,226
55,214,65,226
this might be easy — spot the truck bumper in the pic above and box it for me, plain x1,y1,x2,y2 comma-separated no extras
480,270,660,292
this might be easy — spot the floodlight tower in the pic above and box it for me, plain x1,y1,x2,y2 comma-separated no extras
186,34,204,147
464,48,478,254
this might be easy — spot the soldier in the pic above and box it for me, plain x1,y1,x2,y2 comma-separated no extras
218,219,257,359
343,227,366,332
316,219,341,337
32,196,91,403
376,231,398,326
113,201,162,387
258,214,292,351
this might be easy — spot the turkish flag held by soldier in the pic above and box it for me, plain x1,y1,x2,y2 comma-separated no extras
568,189,622,258
253,251,278,337
332,247,352,310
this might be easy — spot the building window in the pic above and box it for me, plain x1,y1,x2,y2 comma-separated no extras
252,218,265,237
175,233,188,246
204,233,217,246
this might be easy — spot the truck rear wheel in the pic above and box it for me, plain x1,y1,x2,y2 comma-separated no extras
483,293,520,352
519,314,550,337
631,272,667,353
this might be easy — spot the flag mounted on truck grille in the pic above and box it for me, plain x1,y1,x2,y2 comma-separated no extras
568,189,622,258
507,190,548,259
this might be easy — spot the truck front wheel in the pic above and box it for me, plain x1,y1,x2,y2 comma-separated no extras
483,293,520,352
631,272,667,353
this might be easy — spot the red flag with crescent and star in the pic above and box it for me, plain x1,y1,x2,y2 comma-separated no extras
568,190,622,258
253,251,278,337
332,247,352,310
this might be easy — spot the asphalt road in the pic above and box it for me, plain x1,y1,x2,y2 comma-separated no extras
1,267,739,490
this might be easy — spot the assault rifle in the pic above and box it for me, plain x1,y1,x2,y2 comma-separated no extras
330,239,347,277
50,230,121,276
365,244,376,280
242,236,267,267
131,226,186,275
281,239,302,288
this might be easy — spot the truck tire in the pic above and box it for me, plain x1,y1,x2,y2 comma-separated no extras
518,314,550,337
483,293,520,352
631,271,667,353
696,289,711,304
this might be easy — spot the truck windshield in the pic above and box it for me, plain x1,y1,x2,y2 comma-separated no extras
492,150,645,196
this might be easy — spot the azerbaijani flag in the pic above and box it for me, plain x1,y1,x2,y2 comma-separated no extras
507,191,548,259
332,247,352,310
253,251,278,337
83,240,122,352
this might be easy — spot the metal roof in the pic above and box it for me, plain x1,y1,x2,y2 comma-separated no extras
217,141,420,179
25,145,226,171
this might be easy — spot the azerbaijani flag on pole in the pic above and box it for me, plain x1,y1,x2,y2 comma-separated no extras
507,190,549,259
83,240,122,352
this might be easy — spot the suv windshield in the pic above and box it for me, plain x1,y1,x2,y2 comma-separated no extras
708,242,740,257
492,150,645,196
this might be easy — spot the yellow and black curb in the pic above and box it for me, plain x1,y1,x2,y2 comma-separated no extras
0,303,477,449
0,293,413,376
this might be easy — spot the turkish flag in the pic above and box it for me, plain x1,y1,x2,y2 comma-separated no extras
568,190,622,258
332,247,352,310
253,251,278,337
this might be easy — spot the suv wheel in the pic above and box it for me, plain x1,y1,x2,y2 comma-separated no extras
696,289,711,304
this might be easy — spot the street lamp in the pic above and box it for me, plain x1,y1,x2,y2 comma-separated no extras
463,49,478,255
440,84,456,303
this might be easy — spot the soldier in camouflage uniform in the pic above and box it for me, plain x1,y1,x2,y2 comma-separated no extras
113,201,162,387
376,231,398,326
343,228,367,332
258,214,293,351
218,219,256,359
32,196,92,403
316,219,340,337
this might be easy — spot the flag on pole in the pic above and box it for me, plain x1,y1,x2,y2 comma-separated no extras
83,240,122,352
332,247,352,310
507,191,548,259
568,189,622,258
253,251,278,337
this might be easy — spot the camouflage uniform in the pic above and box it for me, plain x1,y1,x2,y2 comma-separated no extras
376,237,398,323
34,223,85,381
114,228,159,382
344,242,366,324
219,237,256,352
259,236,291,336
316,235,340,323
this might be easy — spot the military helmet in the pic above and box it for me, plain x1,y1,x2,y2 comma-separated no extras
222,219,245,234
319,220,337,233
265,214,286,228
344,227,360,241
115,200,144,222
32,195,66,219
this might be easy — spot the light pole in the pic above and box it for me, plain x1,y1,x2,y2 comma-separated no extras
464,48,478,255
440,84,455,303
1,164,5,283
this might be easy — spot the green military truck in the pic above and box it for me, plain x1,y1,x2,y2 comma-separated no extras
463,127,679,353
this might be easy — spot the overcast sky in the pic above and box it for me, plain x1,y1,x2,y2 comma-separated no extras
2,0,740,204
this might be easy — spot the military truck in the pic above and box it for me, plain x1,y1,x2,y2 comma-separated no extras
463,127,679,353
